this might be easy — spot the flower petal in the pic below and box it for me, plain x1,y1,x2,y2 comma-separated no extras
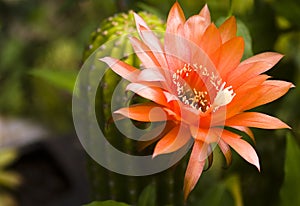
221,131,260,171
137,68,166,82
184,140,207,200
228,52,284,86
100,57,140,82
243,80,294,110
225,74,270,119
113,103,173,122
230,126,255,143
134,13,168,68
215,37,244,79
126,83,168,106
199,23,222,56
183,15,208,45
166,2,186,34
138,122,175,151
219,16,237,43
225,112,291,129
153,125,191,157
199,4,211,25
129,37,160,68
189,127,222,143
218,139,232,166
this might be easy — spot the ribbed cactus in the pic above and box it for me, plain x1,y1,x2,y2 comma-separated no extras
82,11,186,205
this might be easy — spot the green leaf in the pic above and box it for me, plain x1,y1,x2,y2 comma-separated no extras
83,200,129,206
30,68,77,94
280,133,300,206
137,182,156,206
224,175,243,206
236,19,253,60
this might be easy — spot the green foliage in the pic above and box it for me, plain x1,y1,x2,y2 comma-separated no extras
192,174,242,206
280,133,300,206
137,183,156,206
30,69,77,94
84,200,129,206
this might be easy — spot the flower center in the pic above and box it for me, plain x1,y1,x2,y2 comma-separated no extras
172,63,236,113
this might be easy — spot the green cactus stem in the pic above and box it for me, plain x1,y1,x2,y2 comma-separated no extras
82,11,186,206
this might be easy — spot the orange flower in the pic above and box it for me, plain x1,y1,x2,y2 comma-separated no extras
101,2,294,200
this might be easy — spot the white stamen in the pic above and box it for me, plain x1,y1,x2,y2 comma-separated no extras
212,82,235,111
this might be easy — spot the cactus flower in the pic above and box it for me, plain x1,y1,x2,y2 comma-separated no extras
101,2,293,200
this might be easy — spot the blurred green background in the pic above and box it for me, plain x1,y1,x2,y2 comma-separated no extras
0,0,299,206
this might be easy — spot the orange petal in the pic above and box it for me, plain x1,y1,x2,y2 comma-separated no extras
129,37,160,68
133,13,168,68
166,2,186,34
153,125,191,157
164,32,189,72
138,122,175,151
100,57,140,82
113,103,173,122
243,80,294,111
126,83,168,107
225,74,270,119
190,127,222,143
219,16,237,43
184,140,207,200
230,126,255,143
183,15,208,45
228,52,283,86
221,131,260,171
241,52,283,66
199,4,211,26
216,37,244,79
137,68,166,82
200,23,222,56
225,112,291,129
218,139,232,166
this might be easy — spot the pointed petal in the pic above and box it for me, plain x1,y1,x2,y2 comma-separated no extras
126,83,168,107
113,103,173,122
184,140,207,200
199,4,211,25
241,52,283,66
138,122,175,151
189,127,222,143
225,75,270,119
216,37,244,79
221,131,260,171
231,126,255,143
199,23,222,56
218,139,232,166
183,15,208,45
225,112,291,129
219,16,237,43
228,52,284,86
166,2,186,34
133,13,167,68
153,125,191,157
164,32,188,71
137,68,166,82
100,57,140,82
243,80,294,110
129,37,160,68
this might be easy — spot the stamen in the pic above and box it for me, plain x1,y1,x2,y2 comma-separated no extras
212,82,236,111
172,63,235,113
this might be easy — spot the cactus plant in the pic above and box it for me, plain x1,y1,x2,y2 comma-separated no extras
81,11,187,205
